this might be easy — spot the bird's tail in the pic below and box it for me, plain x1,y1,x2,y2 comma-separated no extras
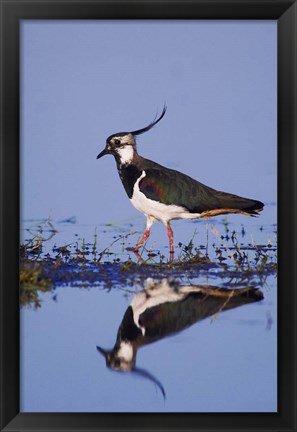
217,191,264,215
200,191,264,218
242,199,264,215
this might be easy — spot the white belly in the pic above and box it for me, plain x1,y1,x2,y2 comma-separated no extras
130,170,201,225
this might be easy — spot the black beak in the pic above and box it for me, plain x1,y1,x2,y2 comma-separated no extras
96,148,108,159
96,346,108,357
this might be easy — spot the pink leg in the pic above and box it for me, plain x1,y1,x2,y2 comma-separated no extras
167,223,174,255
134,228,151,252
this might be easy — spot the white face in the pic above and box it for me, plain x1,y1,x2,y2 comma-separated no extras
107,133,136,165
116,145,134,165
109,342,135,371
117,342,134,362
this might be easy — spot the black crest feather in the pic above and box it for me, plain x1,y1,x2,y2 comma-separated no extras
130,104,167,136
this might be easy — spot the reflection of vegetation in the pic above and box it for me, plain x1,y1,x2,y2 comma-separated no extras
20,264,52,308
20,218,277,307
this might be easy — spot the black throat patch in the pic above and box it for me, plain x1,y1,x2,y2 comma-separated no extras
118,164,143,199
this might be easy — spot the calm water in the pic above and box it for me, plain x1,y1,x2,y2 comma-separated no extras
20,20,277,413
20,206,277,413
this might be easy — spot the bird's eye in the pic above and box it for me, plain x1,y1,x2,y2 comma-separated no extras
114,139,121,146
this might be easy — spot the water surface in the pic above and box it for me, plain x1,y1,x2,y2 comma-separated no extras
20,211,277,413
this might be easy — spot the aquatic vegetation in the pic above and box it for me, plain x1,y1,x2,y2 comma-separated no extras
19,217,277,307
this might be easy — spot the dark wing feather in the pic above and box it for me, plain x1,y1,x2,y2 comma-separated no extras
139,166,263,215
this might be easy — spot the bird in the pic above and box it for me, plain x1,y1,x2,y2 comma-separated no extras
96,277,263,398
97,106,264,258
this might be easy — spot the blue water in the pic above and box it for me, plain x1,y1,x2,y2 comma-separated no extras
20,210,277,413
20,279,276,412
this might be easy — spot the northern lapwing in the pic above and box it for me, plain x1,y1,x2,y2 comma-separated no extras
96,278,263,399
97,106,264,257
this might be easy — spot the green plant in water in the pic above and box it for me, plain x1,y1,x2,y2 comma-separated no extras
92,227,98,260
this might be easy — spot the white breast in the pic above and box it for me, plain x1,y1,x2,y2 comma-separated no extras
130,278,205,336
130,170,201,224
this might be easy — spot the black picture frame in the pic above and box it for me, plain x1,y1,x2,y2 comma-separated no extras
0,1,296,431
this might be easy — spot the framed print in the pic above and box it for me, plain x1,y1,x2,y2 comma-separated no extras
0,0,296,431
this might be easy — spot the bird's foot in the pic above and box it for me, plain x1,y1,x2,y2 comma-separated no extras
133,249,145,263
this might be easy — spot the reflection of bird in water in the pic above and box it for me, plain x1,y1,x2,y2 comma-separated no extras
96,106,264,259
97,278,263,399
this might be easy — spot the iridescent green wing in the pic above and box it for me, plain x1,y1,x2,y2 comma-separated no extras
138,167,219,212
139,167,263,214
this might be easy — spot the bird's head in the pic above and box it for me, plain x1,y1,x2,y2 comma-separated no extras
96,345,166,399
96,344,136,372
97,132,137,165
97,105,167,165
